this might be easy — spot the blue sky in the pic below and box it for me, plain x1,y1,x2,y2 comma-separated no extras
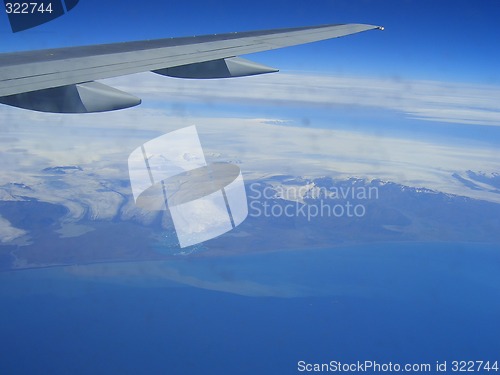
1,0,499,83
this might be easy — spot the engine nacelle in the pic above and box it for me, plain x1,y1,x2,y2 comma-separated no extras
0,81,141,113
153,57,278,79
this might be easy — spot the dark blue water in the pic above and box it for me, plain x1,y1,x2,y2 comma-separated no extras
1,242,499,374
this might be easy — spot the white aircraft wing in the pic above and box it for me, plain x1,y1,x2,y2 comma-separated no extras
0,23,382,113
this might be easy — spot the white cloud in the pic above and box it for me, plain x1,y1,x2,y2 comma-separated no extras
0,71,499,211
0,215,27,243
105,72,500,127
2,108,498,205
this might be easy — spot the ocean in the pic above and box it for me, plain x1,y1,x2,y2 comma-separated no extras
1,242,499,374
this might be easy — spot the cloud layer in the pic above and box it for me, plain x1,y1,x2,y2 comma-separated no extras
108,71,500,127
0,70,498,244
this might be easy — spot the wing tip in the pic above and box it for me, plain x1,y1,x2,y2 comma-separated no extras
334,23,385,33
358,24,384,31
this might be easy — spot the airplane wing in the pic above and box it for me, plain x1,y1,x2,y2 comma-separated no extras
0,23,383,113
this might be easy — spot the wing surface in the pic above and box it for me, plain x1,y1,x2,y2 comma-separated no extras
0,23,382,112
